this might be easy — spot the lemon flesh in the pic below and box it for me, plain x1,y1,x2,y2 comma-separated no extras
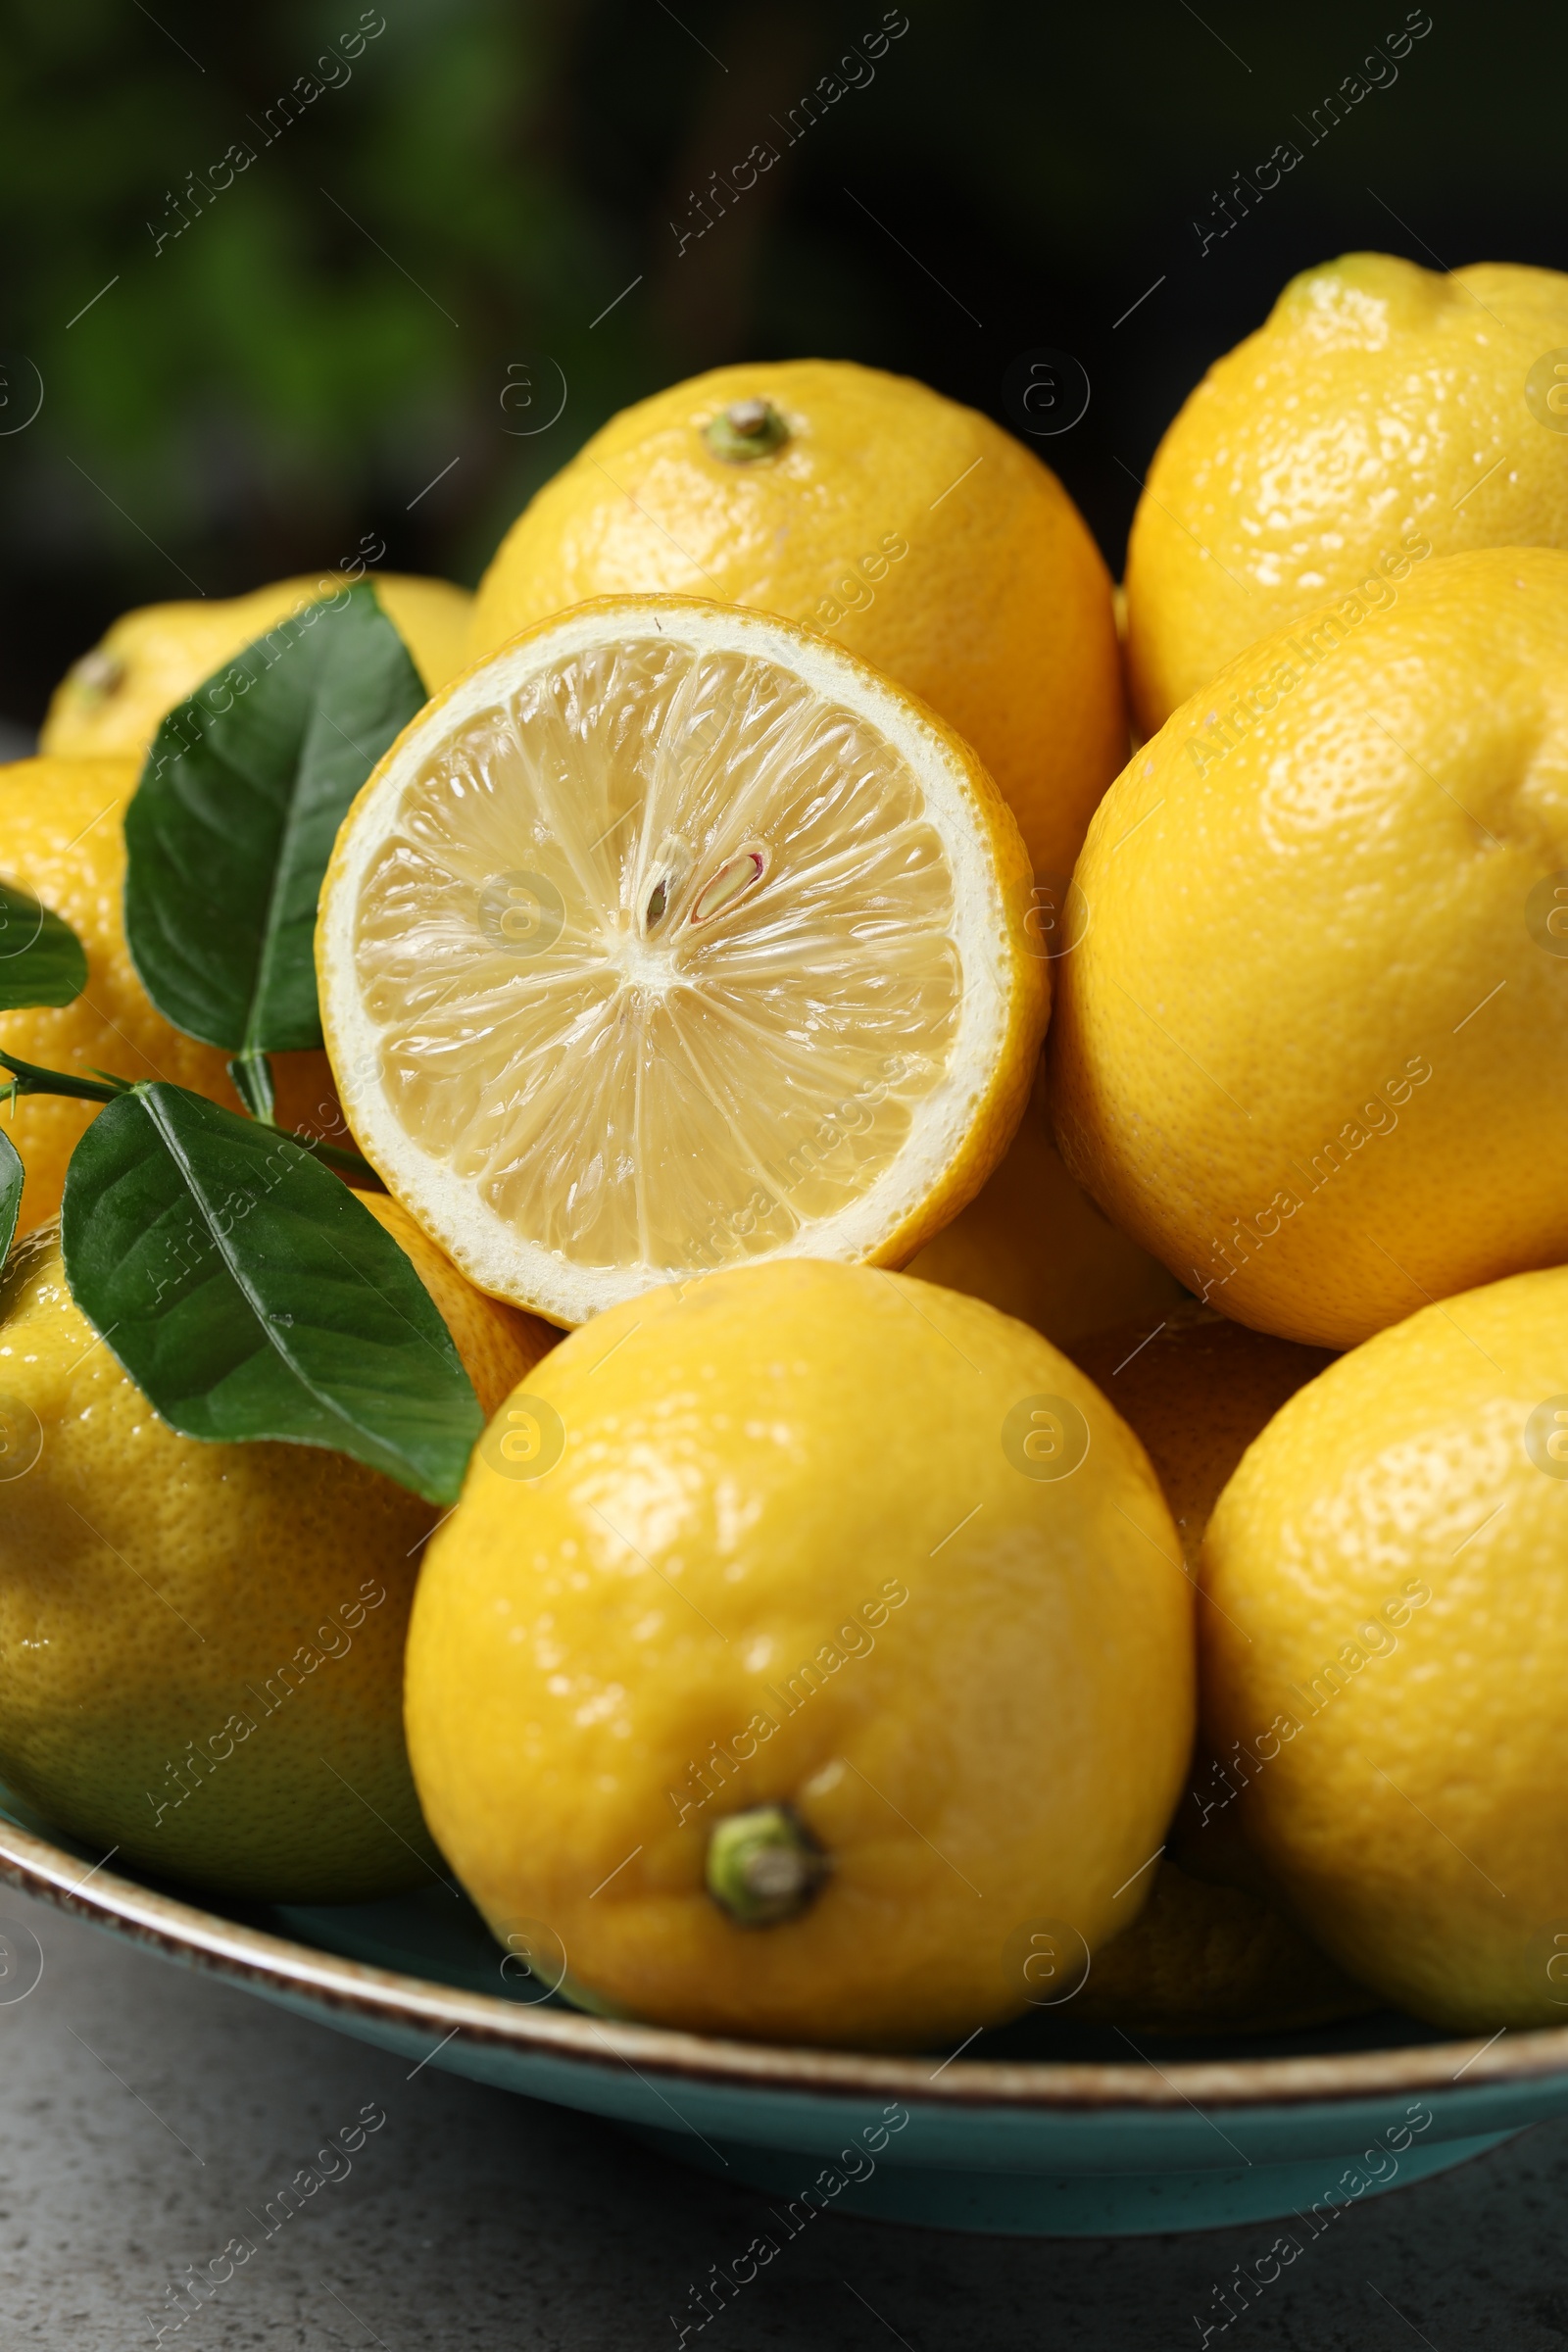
320,598,1046,1324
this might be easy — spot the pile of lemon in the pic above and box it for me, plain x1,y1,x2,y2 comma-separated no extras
6,250,1568,2051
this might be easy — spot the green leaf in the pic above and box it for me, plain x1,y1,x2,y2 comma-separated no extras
0,881,87,1011
0,1129,21,1268
123,582,428,1056
61,1083,481,1505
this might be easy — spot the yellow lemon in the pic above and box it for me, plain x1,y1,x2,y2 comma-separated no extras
0,1197,553,1902
404,1260,1194,2050
1070,1303,1335,1570
360,1192,557,1427
1125,252,1568,733
39,573,471,761
318,597,1047,1326
0,758,339,1232
1071,1858,1371,2035
468,361,1126,882
904,1055,1186,1348
1201,1261,1568,2031
1064,1305,1366,2033
1052,548,1568,1349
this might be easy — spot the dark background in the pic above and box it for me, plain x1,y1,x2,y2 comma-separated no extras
1,0,1563,735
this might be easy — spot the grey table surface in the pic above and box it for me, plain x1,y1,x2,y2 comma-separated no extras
0,1897,1564,2351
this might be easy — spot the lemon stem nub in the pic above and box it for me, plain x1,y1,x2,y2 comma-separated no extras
706,1804,826,1926
70,649,124,702
705,400,790,463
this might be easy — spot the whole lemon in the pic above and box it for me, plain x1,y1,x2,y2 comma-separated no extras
0,759,336,1232
1071,1302,1331,1850
1125,252,1568,732
1201,1262,1568,2031
1065,1305,1367,2034
468,361,1126,881
1052,548,1568,1349
905,1057,1185,1348
40,573,471,761
1070,1857,1371,2036
0,1196,554,1901
405,1260,1193,2050
1070,1303,1335,1571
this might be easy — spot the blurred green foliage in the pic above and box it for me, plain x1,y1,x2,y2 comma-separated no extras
0,0,639,714
0,0,1563,721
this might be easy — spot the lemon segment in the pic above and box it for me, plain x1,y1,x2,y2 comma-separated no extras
319,598,1047,1325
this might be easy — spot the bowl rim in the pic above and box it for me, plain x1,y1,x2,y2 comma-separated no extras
4,1811,1561,2115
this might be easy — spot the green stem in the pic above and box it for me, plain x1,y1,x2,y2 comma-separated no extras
705,399,790,463
705,1804,826,1926
227,1049,276,1125
0,1050,126,1105
0,1050,383,1188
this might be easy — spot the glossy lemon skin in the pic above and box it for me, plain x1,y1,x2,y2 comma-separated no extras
469,361,1126,882
1126,253,1568,731
905,1056,1185,1348
39,574,472,761
1053,548,1568,1349
0,758,338,1232
1072,1857,1371,2034
1071,1304,1336,1573
1066,1306,1367,2033
362,1193,558,1425
405,1259,1194,2050
1202,1263,1568,2031
0,1204,552,1902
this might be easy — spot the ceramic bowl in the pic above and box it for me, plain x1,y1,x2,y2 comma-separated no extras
3,1788,1564,2237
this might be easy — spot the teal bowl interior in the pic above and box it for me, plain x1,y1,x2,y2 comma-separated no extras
2,1783,1562,2237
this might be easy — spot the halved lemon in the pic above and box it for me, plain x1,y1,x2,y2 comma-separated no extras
318,597,1047,1324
